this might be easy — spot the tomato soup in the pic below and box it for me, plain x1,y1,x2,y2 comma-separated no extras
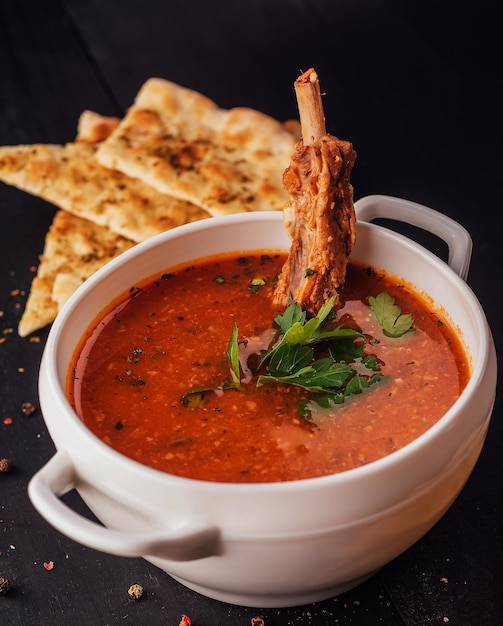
67,252,470,483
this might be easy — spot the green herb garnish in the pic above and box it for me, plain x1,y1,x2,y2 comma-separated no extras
254,298,388,420
226,323,242,391
258,296,358,368
183,290,414,418
183,295,387,417
248,277,266,293
256,296,362,393
181,326,242,406
368,291,415,337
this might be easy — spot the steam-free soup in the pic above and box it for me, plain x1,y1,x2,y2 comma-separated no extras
67,252,470,483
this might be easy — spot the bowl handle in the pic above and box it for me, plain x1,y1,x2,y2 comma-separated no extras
28,449,220,561
354,194,473,280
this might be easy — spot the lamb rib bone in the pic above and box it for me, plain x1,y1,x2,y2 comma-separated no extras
273,68,357,315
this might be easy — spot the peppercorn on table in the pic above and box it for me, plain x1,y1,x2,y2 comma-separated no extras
0,1,501,624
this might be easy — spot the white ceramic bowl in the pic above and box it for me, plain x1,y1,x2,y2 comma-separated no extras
29,195,497,608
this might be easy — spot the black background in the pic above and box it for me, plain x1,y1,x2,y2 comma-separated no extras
1,1,501,624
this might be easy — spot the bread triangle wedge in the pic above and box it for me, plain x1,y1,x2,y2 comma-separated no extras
95,77,297,216
18,210,135,337
0,141,209,243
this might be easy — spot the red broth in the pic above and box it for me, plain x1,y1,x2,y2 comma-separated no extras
67,252,470,483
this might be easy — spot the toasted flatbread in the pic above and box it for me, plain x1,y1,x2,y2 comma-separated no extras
9,80,300,336
95,77,297,216
18,210,135,337
0,142,210,243
76,109,121,144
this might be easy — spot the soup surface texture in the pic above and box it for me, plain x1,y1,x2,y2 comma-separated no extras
68,252,470,482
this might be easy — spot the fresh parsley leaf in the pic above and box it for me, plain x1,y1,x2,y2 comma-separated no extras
260,296,362,368
257,359,353,392
312,327,362,342
329,337,364,362
362,354,381,371
344,374,369,396
368,291,415,337
274,301,306,334
226,323,242,390
276,296,335,344
267,343,314,377
299,359,353,389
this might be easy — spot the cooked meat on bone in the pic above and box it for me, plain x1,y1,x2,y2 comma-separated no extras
273,68,357,315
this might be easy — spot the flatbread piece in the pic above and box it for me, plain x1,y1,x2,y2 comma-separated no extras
95,77,297,216
0,142,209,243
18,210,135,337
76,109,121,144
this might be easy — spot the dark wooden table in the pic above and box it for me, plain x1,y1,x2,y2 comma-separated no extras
1,1,501,624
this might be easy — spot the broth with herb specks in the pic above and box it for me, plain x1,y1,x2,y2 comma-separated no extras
67,252,470,482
